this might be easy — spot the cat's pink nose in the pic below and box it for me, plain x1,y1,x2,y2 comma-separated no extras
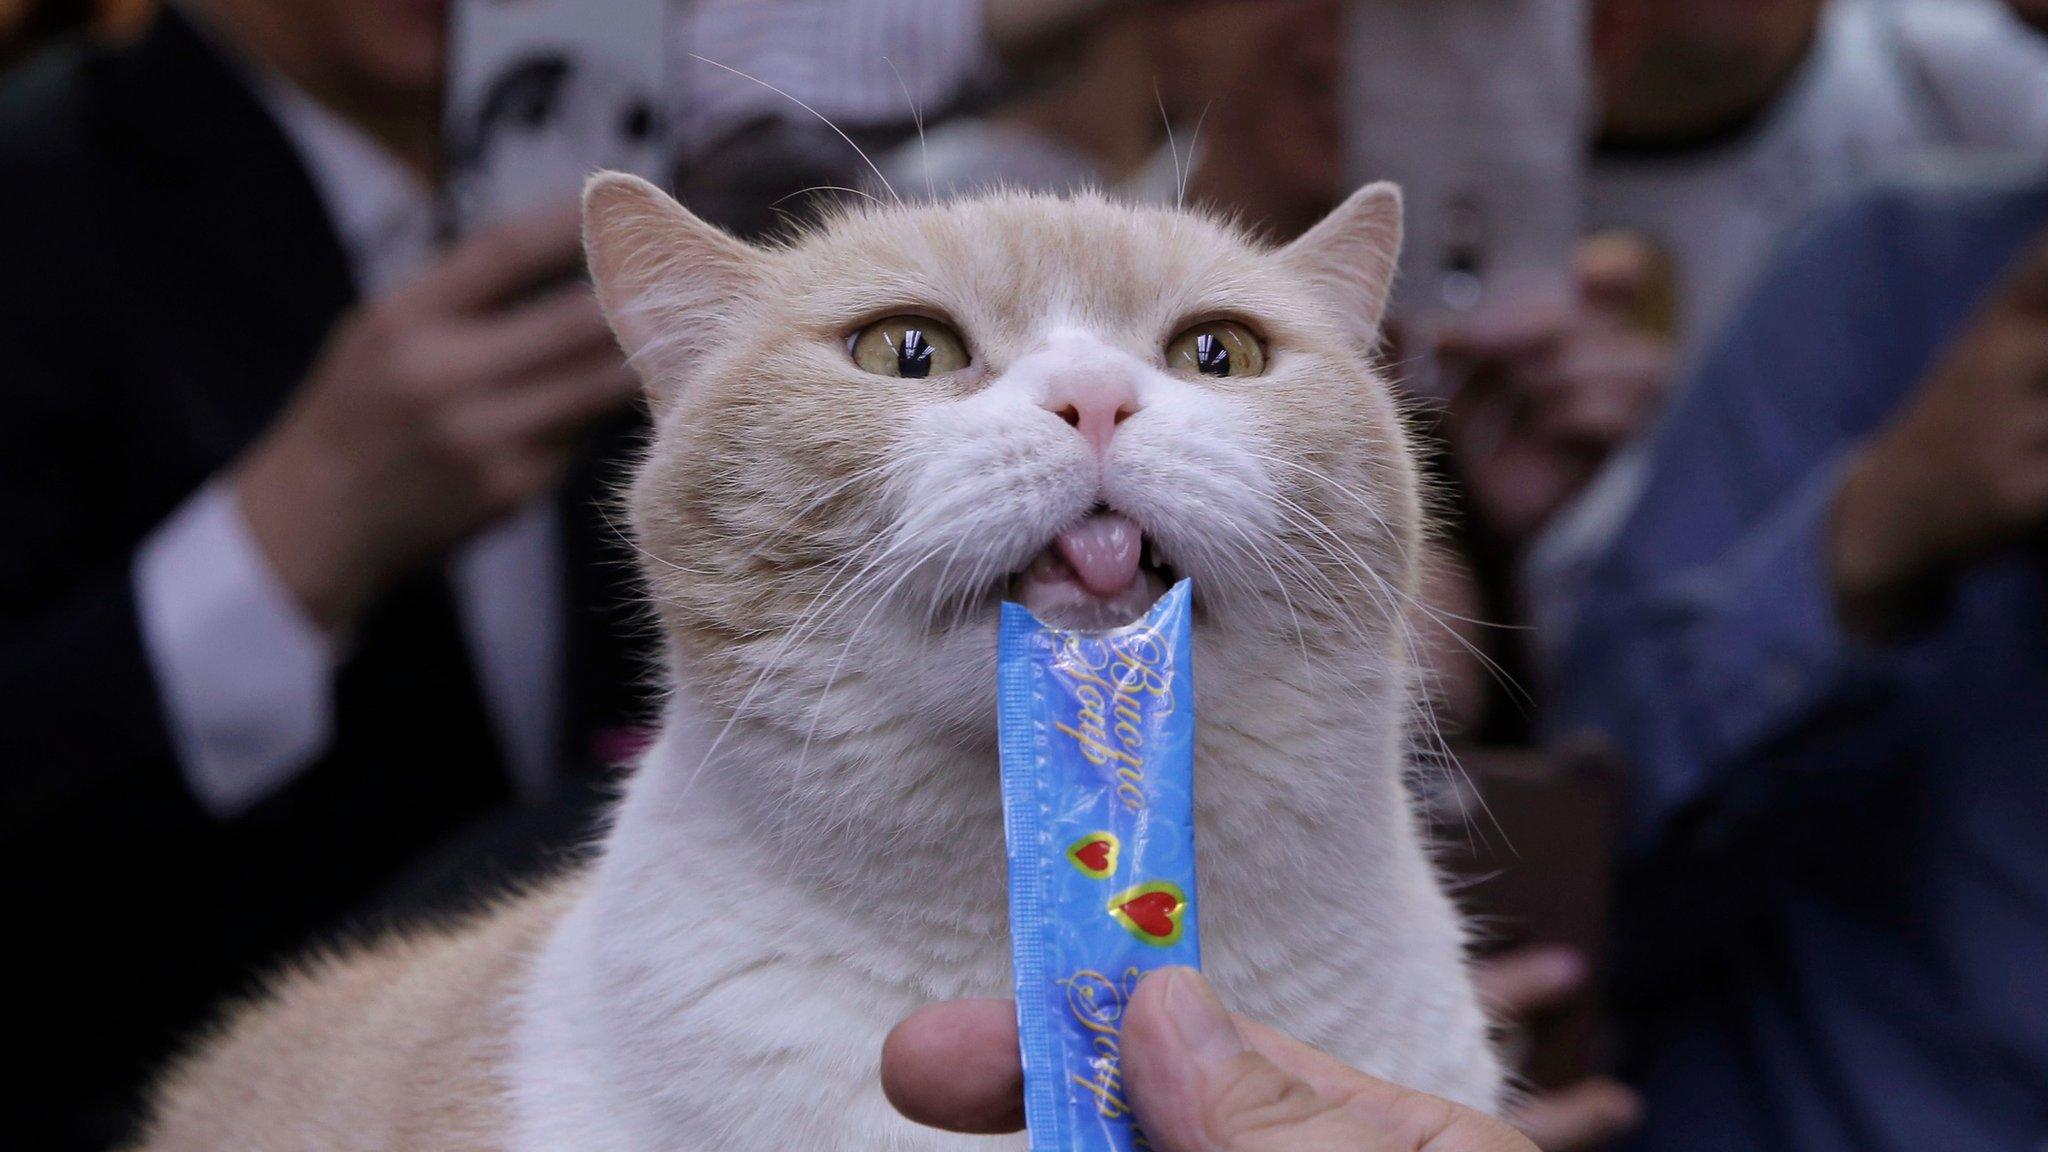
1043,373,1141,457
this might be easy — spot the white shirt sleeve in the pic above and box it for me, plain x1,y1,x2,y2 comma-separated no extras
133,481,339,819
1889,0,2048,152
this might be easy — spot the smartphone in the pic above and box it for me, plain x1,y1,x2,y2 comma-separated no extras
1342,0,1590,395
445,0,675,231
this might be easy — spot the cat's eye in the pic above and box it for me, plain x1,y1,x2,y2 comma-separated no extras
1165,320,1266,379
849,315,970,379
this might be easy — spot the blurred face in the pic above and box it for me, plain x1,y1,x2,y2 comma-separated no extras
206,0,449,104
1638,0,1824,70
1154,1,1344,215
1594,0,1825,137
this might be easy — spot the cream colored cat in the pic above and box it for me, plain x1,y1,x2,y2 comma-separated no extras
135,174,1500,1151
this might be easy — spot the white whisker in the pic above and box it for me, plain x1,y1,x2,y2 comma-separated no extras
689,54,903,206
883,56,936,203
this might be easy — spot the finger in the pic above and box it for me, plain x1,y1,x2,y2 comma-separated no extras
1236,1008,1556,1139
1122,969,1399,1152
1528,359,1664,447
487,358,642,443
1519,350,1664,430
411,203,587,313
448,287,621,386
1436,297,1573,363
872,996,1380,1139
1473,947,1589,1019
880,999,1025,1135
878,986,1537,1152
1123,969,1534,1152
1505,1079,1643,1152
1547,331,1671,396
1575,232,1661,316
1233,1007,1529,1150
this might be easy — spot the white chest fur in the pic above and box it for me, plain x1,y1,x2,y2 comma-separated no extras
507,685,1499,1152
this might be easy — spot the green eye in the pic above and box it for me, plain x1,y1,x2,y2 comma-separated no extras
1166,320,1266,378
849,315,970,379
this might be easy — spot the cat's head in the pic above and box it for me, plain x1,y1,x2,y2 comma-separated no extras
586,175,1422,760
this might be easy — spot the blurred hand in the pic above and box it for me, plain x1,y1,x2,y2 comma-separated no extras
1438,235,1674,547
1415,540,1492,736
883,967,1537,1152
1832,231,2048,640
233,204,637,631
1476,947,1641,1151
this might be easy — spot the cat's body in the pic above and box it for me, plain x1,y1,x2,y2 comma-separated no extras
136,181,1500,1151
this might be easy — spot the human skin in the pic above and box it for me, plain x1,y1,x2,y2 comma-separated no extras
883,967,1540,1152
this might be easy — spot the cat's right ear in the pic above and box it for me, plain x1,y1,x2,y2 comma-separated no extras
583,172,761,408
1279,182,1403,351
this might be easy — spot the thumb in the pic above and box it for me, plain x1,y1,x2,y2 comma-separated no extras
1122,969,1532,1152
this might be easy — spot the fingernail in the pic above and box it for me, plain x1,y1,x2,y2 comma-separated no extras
1530,947,1588,986
1161,968,1245,1066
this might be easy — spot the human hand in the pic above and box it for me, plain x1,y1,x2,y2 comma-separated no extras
1832,231,2048,639
232,204,637,631
1437,235,1673,547
882,966,1537,1151
1476,947,1641,1151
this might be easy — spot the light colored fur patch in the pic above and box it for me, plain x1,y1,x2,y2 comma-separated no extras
133,181,1500,1152
135,886,573,1151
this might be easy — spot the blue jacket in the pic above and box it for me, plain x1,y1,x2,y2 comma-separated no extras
1558,178,2048,1151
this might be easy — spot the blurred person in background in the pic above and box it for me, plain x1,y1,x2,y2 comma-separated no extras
0,0,149,69
0,1,650,1146
673,0,1134,237
0,0,89,65
1589,0,2048,352
881,0,1343,240
1556,170,2048,1150
1432,0,2048,734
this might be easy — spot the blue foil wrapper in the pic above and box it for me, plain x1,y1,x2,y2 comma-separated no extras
998,579,1199,1152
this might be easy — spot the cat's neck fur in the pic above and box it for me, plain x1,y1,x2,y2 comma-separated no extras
580,628,1425,988
511,634,1484,1150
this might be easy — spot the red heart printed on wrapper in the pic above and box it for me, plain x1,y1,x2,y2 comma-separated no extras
1109,881,1187,946
1065,833,1120,879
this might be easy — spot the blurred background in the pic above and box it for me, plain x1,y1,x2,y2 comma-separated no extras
4,1,2046,1149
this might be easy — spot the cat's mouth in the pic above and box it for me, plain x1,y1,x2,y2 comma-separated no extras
1010,508,1176,630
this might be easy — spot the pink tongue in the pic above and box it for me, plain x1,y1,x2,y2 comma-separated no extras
1055,513,1143,598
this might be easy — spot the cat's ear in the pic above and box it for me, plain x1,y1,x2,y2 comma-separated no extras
583,171,761,406
1280,182,1403,348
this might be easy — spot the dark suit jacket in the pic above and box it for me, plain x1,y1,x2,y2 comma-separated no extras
0,15,651,1149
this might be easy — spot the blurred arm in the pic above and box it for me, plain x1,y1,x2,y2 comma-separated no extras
133,482,338,818
1551,196,1944,859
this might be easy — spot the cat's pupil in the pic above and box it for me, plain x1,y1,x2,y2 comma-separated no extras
897,330,935,379
1194,332,1230,376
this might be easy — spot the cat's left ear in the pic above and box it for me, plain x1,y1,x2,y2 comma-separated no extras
583,171,762,407
1280,182,1403,348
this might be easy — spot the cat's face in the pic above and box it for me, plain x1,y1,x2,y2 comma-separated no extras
586,176,1421,752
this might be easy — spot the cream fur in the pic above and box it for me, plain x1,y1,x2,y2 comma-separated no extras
132,178,1500,1152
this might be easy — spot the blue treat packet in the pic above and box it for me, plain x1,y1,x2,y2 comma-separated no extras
998,579,1199,1152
